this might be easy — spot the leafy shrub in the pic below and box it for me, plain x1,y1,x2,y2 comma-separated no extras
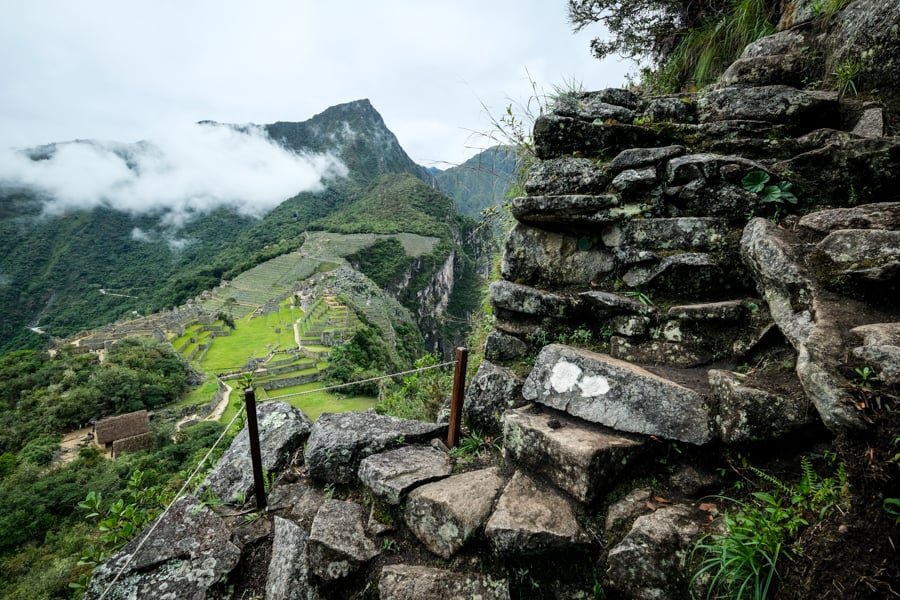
742,171,798,205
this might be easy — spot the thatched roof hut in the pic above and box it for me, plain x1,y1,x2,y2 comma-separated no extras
95,410,150,446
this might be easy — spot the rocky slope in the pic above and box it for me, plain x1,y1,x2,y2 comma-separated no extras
85,1,899,598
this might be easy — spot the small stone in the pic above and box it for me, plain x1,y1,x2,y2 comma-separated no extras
610,167,658,194
608,145,686,174
605,487,653,534
266,517,315,600
463,361,525,435
308,500,379,581
484,331,528,362
852,107,885,138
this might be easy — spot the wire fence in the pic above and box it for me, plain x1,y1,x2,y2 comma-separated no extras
95,356,461,600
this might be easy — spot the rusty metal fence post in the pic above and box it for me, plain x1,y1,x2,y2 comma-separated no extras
446,347,468,448
244,387,267,510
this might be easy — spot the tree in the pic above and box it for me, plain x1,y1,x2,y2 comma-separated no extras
567,0,730,64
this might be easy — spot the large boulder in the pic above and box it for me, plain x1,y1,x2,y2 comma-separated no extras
86,496,241,599
522,344,712,444
404,467,505,558
304,412,446,484
463,360,525,434
200,401,311,503
379,565,510,600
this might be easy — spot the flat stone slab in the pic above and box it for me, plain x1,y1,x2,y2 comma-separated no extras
404,467,505,559
200,401,311,503
502,223,615,288
850,322,900,347
608,145,685,174
817,229,900,266
667,299,750,321
489,280,574,318
698,85,839,128
266,516,315,600
798,203,900,236
379,565,510,600
524,157,609,196
510,194,648,225
601,218,728,251
484,471,583,554
308,500,379,581
304,412,446,484
86,496,241,599
523,344,713,444
358,446,451,505
503,406,645,503
578,290,656,317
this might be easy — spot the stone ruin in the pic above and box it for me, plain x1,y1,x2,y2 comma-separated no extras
86,2,900,598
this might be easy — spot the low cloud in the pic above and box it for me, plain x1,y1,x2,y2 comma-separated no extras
0,122,348,227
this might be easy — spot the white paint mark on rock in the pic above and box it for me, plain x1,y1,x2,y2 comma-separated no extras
578,375,610,397
550,360,582,393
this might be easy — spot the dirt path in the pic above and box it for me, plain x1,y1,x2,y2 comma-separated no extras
175,379,233,431
57,425,105,464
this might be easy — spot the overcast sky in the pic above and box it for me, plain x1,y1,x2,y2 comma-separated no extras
0,1,628,167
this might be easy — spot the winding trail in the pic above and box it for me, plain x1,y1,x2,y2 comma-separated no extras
175,379,233,431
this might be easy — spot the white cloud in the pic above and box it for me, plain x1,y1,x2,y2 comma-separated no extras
0,123,348,226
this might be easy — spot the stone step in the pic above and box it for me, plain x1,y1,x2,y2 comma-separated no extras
534,114,670,160
601,217,729,252
484,470,584,554
502,405,646,503
522,344,713,444
489,280,574,319
404,467,506,559
358,446,451,505
621,252,728,300
607,145,685,175
510,194,649,226
308,499,379,581
698,85,839,131
524,157,609,196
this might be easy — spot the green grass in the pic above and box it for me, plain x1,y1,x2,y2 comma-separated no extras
168,378,219,410
200,301,301,372
264,381,375,420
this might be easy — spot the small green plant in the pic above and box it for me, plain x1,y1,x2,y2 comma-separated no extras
381,538,401,553
323,482,336,499
854,366,877,385
623,289,654,306
811,0,852,19
692,458,850,599
450,432,496,466
884,498,900,524
833,58,863,98
742,171,798,205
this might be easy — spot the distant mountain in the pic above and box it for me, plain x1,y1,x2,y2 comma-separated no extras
0,100,476,354
435,145,517,218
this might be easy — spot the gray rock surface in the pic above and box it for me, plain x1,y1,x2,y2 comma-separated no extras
698,85,839,129
852,107,885,138
484,471,583,554
608,145,685,173
523,344,712,444
606,505,702,600
510,194,641,226
404,467,505,558
463,360,525,434
484,331,528,362
266,516,318,600
601,218,727,251
489,280,574,318
641,96,695,123
798,203,900,236
267,479,327,529
200,401,311,503
850,322,900,347
501,223,615,288
816,229,900,268
534,115,666,159
358,446,451,505
579,290,656,317
307,500,379,581
524,158,609,196
304,412,446,484
667,300,748,321
622,253,724,299
379,565,510,600
825,0,900,96
709,369,816,444
605,487,653,535
503,406,645,502
851,345,900,387
554,92,635,122
665,153,766,185
86,496,241,600
610,167,658,194
741,218,866,432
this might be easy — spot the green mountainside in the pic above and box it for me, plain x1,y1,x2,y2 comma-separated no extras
0,101,462,354
434,145,517,217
